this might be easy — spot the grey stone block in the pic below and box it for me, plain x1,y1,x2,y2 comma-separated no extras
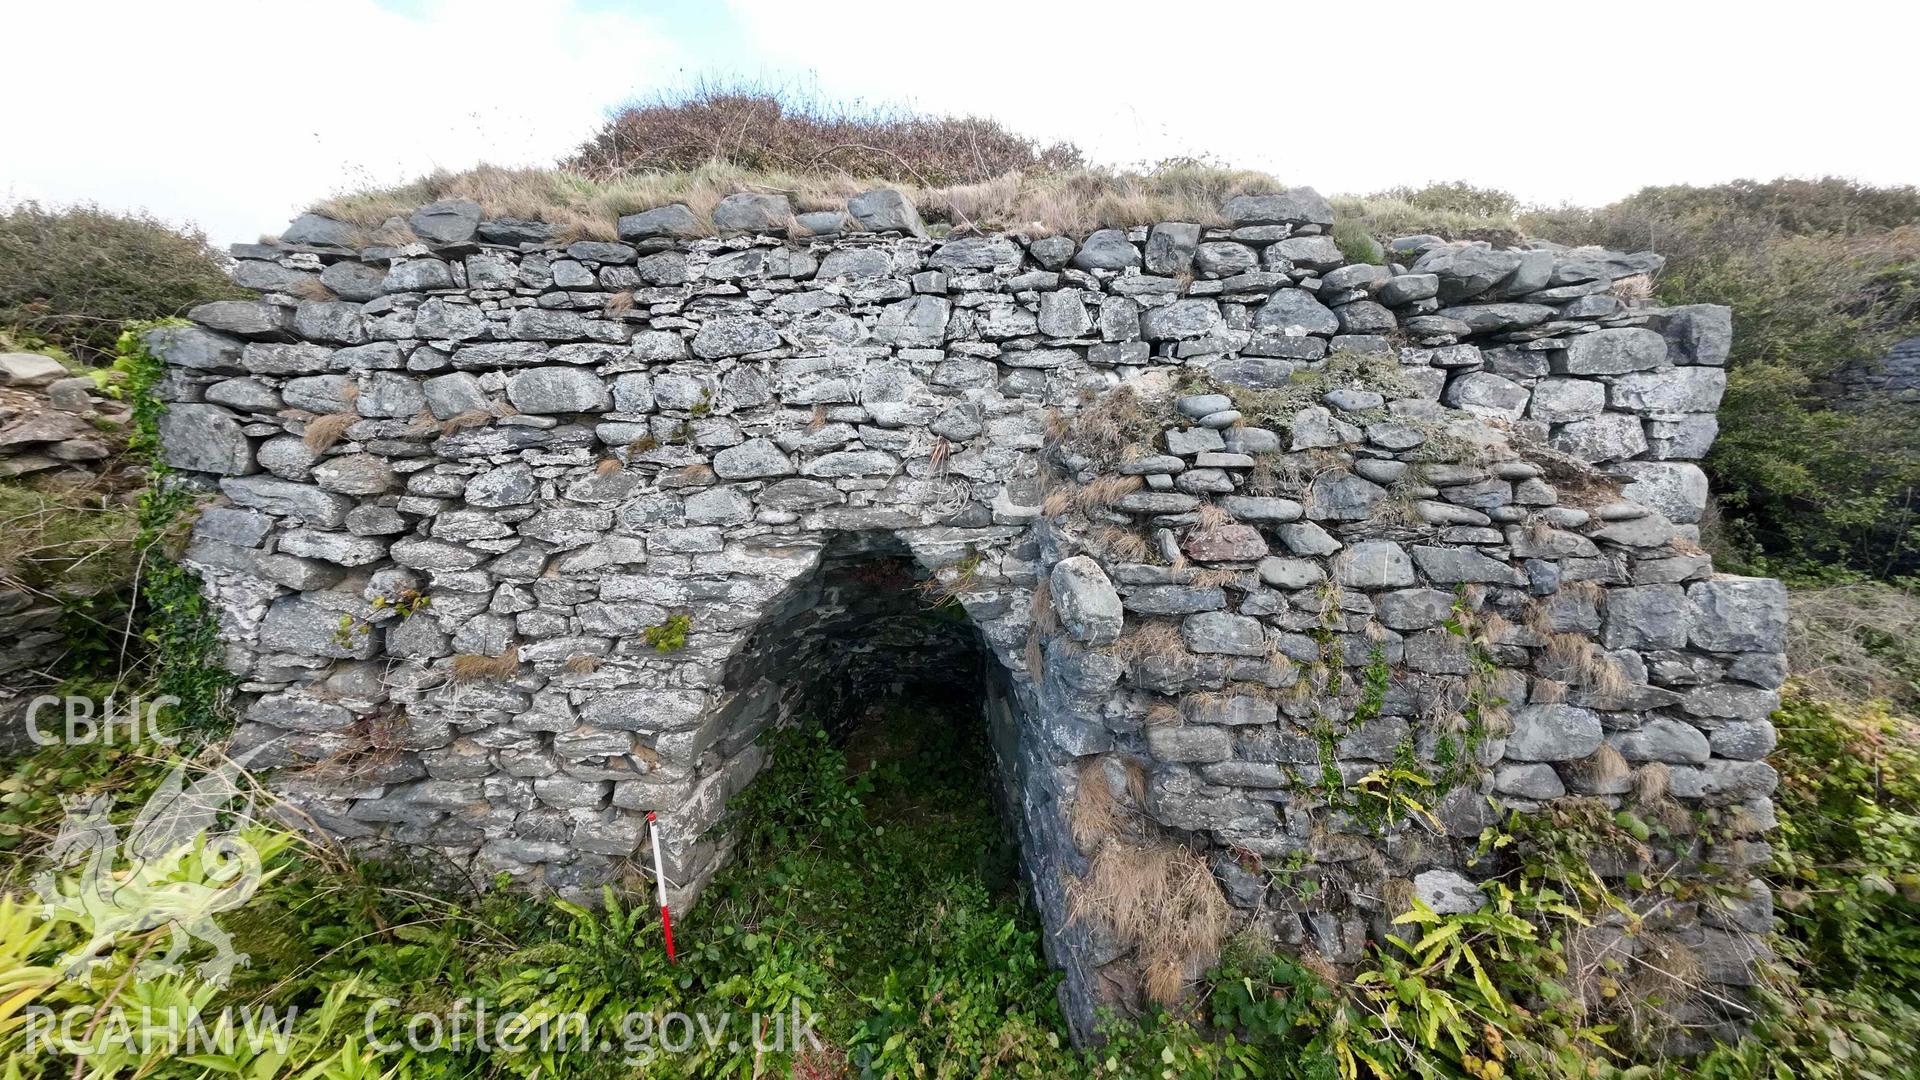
1688,577,1788,653
1051,556,1123,645
1505,705,1603,762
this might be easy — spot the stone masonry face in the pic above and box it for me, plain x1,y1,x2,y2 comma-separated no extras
153,187,1779,1044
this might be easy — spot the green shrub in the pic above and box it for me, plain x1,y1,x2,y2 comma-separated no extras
1769,694,1920,1003
1681,688,1920,1080
1521,181,1920,576
1709,360,1920,576
1335,181,1525,246
0,202,246,362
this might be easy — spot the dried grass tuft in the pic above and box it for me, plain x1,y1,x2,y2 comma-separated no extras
356,218,419,247
288,276,337,301
1633,761,1672,805
1568,743,1631,794
1195,502,1235,531
1060,384,1155,465
439,409,492,435
1609,273,1655,302
1029,578,1059,637
302,412,358,452
1076,473,1144,511
451,645,521,684
1524,599,1559,636
1625,933,1707,1018
1245,455,1285,497
1545,632,1632,698
1787,581,1920,708
1092,524,1154,563
1108,621,1185,664
1069,838,1230,1007
313,152,1287,243
1145,700,1181,727
1726,804,1766,836
1042,408,1069,442
1182,567,1242,589
1566,579,1606,604
1071,757,1123,853
1042,486,1078,519
1142,957,1186,1005
1380,876,1416,917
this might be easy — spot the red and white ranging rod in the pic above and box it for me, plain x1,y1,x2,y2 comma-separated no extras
646,811,677,963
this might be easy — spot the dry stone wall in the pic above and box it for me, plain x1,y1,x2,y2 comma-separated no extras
151,184,1782,1046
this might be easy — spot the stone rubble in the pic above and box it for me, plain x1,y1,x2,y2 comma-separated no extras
0,355,140,696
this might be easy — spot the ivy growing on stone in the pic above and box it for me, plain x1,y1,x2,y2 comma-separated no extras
116,322,237,739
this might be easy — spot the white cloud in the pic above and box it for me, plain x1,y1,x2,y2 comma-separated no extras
5,0,682,243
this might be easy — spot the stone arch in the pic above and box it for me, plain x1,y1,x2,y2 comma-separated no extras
590,522,1048,911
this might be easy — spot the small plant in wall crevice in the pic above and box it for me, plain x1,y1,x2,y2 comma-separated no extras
644,613,692,652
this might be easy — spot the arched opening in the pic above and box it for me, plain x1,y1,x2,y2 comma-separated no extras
705,533,1032,850
727,532,995,745
653,531,1068,1057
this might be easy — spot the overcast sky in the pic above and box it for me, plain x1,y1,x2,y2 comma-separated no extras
9,0,1917,245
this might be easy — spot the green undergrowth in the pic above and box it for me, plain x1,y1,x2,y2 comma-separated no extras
1767,694,1920,1005
1682,691,1920,1078
0,322,229,724
0,695,1074,1078
3,686,1917,1077
115,323,238,737
0,324,234,856
0,481,140,600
